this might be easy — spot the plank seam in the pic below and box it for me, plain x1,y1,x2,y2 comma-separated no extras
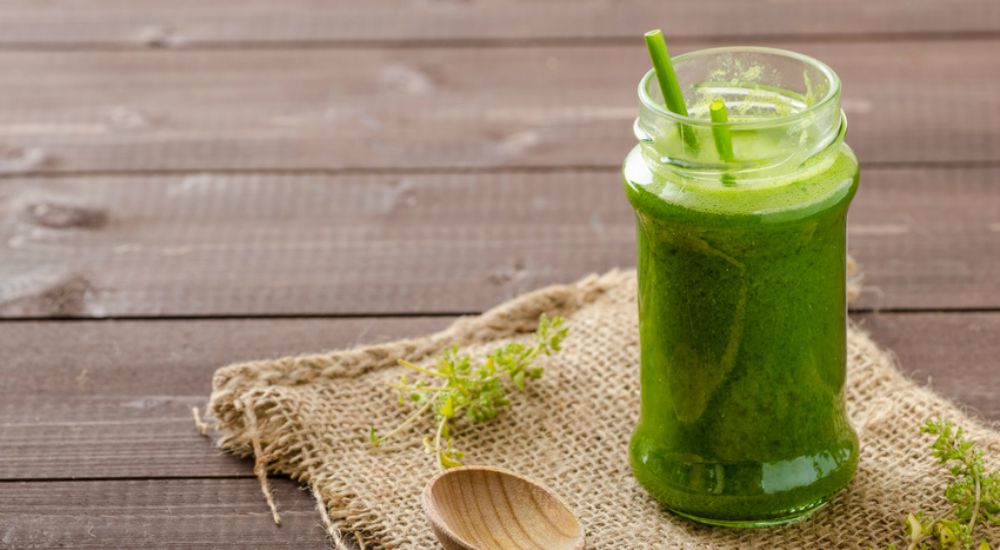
1,161,999,180
0,474,257,483
0,307,997,323
0,30,997,52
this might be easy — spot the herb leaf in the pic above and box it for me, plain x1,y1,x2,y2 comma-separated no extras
871,418,998,550
369,314,568,469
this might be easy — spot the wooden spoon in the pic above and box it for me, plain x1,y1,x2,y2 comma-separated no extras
422,465,585,550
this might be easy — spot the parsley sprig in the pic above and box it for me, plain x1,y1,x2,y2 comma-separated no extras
369,314,568,469
873,418,999,550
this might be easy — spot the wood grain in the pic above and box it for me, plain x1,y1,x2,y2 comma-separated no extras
1,312,997,482
0,317,452,396
848,168,1000,310
0,41,994,173
854,312,1000,420
0,317,452,480
0,478,330,549
0,395,253,479
1,167,996,318
0,0,995,48
423,466,584,550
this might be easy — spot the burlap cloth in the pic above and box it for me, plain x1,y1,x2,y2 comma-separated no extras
207,270,999,549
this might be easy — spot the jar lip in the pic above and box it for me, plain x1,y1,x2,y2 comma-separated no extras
638,46,841,129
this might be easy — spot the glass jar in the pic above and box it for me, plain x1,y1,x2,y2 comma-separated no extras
624,47,859,527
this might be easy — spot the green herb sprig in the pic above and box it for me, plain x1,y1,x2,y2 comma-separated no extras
369,314,568,469
873,418,999,550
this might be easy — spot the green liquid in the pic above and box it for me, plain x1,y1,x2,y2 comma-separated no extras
623,132,860,525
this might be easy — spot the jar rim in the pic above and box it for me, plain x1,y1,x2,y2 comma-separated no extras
638,46,841,130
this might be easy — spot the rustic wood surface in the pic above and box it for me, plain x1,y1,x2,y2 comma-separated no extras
1,167,997,318
0,1,997,548
1,478,329,548
0,0,995,47
0,41,995,173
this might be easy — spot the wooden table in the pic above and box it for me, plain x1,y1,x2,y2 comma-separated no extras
1,2,998,547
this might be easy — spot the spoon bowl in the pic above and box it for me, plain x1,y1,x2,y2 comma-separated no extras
422,465,585,550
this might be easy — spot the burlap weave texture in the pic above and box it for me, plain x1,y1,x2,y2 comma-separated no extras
208,270,999,549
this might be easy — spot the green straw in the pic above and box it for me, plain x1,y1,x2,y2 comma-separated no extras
709,99,734,162
644,29,698,151
709,99,737,186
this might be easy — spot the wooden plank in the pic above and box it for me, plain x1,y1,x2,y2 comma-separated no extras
854,313,1000,420
0,478,329,548
0,317,452,480
0,395,253,479
0,41,994,173
0,0,994,47
1,312,998,481
0,317,452,397
0,171,632,317
1,166,997,318
848,167,1000,310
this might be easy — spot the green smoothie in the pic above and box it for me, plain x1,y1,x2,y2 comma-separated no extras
624,47,860,526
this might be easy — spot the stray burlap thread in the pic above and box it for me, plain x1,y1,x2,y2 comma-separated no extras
207,270,999,549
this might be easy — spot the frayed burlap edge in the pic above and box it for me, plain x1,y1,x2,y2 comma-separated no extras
204,266,999,548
